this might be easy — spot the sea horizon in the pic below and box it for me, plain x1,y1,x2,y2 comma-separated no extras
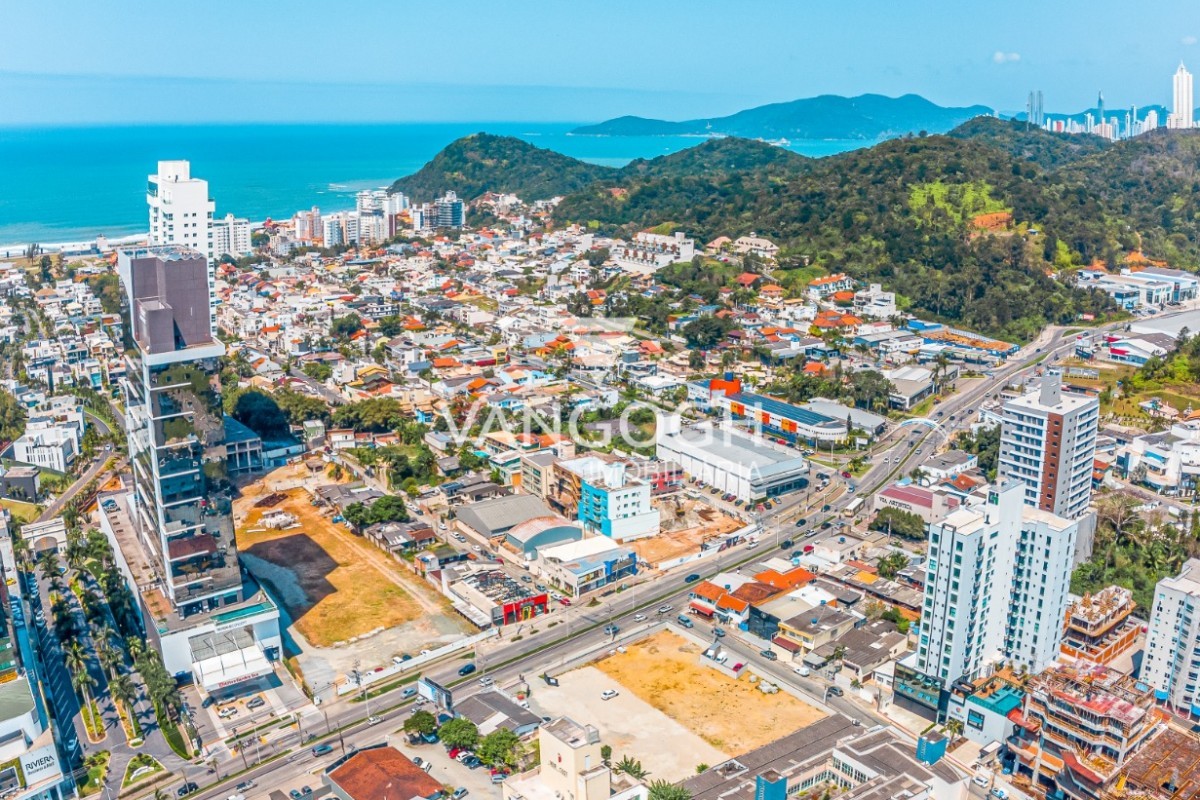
0,121,867,248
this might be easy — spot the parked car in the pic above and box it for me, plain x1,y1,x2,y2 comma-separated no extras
246,696,266,710
458,663,477,676
676,614,694,628
491,774,507,784
559,597,571,606
601,689,619,700
759,649,778,661
218,707,238,719
794,665,811,677
827,686,844,697
452,789,469,800
463,755,482,769
312,744,334,756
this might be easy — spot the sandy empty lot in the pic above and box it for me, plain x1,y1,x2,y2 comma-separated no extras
234,473,462,648
529,665,726,780
594,630,825,754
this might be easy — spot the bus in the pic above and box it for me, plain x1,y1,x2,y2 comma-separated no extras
843,497,865,517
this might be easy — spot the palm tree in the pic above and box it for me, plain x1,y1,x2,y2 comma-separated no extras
647,780,691,800
615,756,647,779
110,673,137,718
67,649,98,728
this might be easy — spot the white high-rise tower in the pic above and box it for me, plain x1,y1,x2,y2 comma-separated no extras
1168,62,1194,130
147,160,215,259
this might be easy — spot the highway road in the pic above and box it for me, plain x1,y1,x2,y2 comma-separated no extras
184,309,1187,800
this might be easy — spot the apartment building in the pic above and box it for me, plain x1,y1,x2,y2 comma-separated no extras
898,482,1084,721
612,231,695,274
211,213,253,258
1060,585,1140,666
1142,558,1200,713
147,160,215,259
998,372,1099,521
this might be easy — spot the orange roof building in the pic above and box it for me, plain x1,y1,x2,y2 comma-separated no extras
326,746,443,800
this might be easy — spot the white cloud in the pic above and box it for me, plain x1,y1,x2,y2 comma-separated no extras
1183,35,1198,45
992,51,1022,64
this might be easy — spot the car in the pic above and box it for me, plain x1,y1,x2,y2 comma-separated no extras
991,790,1008,800
883,457,890,463
235,781,256,793
218,707,238,719
453,789,470,800
713,627,726,638
312,744,334,756
178,783,199,797
535,583,547,591
820,521,832,529
601,689,619,700
935,411,944,417
908,441,916,448
491,774,508,784
794,519,807,527
972,776,990,789
392,655,406,665
202,696,215,708
733,499,744,507
841,471,852,479
746,541,759,550
762,501,774,510
458,663,477,676
710,487,719,495
822,504,832,512
759,649,778,661
479,676,495,687
633,613,646,622
246,696,266,710
657,605,673,615
827,686,844,697
780,540,794,549
676,614,694,628
412,757,425,768
521,575,532,583
805,529,819,538
456,750,474,762
794,665,811,677
559,597,571,606
847,486,855,493
603,624,620,636
367,715,383,726
685,573,701,583
464,755,483,769
289,791,303,800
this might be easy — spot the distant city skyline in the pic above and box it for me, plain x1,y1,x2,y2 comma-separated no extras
1,0,1197,125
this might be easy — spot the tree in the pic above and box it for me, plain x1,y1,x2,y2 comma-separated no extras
478,727,522,767
302,361,333,382
614,756,647,779
680,317,734,349
647,780,691,800
869,507,927,541
0,389,26,442
331,313,364,339
877,551,910,580
65,642,97,718
403,710,438,736
688,349,706,370
601,744,613,764
439,718,480,750
225,388,290,438
110,672,137,711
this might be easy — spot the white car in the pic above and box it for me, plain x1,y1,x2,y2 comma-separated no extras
218,707,238,719
367,715,383,726
600,689,619,701
633,613,647,622
793,665,811,677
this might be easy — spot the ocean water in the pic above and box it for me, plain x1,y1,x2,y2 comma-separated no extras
0,122,864,246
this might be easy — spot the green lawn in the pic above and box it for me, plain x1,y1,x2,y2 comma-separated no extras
0,498,38,524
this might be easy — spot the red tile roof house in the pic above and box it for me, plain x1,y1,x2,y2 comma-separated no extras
324,745,443,800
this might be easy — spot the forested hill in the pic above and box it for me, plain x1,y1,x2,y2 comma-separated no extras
572,93,992,140
388,133,617,202
389,120,1200,342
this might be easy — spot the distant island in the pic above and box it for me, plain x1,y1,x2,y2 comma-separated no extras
571,93,994,141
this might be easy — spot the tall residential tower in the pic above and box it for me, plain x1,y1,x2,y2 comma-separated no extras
115,244,280,694
1169,62,1194,130
1142,558,1200,714
147,160,215,259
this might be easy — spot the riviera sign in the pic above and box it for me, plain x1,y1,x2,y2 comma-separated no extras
20,744,61,785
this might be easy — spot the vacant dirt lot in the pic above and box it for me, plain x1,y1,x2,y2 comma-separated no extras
594,630,825,753
234,469,462,648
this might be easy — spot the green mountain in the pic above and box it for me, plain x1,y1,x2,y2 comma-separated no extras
387,133,616,202
947,116,1110,168
572,93,993,141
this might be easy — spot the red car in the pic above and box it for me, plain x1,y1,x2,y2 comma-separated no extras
841,471,852,479
559,597,571,607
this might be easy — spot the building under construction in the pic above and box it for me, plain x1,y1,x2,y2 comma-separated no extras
1116,726,1200,800
1009,661,1161,800
1061,586,1141,666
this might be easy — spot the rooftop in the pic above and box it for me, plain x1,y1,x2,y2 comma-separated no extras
327,745,443,800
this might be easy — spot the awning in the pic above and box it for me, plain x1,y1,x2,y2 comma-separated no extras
193,645,272,692
689,600,715,617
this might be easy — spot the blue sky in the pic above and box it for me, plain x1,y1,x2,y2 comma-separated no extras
1,0,1196,124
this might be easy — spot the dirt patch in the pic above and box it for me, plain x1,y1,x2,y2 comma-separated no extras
632,497,741,567
234,470,465,648
594,630,825,753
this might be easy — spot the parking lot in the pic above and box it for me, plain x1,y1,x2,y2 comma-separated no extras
526,665,726,781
